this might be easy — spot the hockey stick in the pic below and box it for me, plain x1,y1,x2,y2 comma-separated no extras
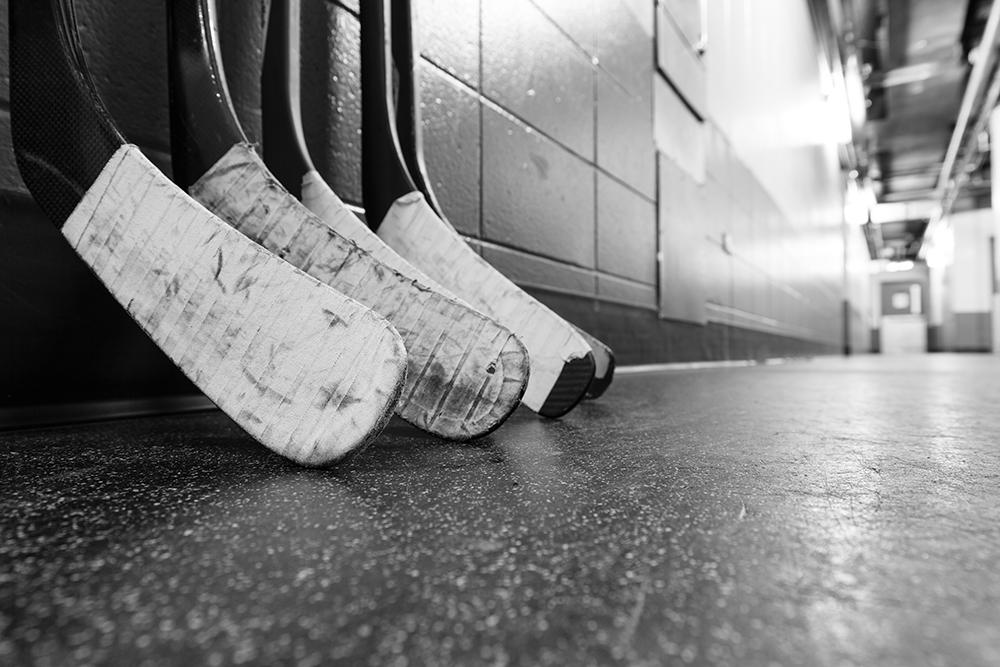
8,0,407,465
389,0,616,399
169,0,528,440
261,0,470,301
360,0,596,418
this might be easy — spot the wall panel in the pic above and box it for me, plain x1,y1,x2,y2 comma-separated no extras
415,0,480,88
481,107,595,267
597,274,657,309
597,70,655,198
532,0,598,55
660,0,702,51
482,0,594,159
655,0,706,116
653,76,704,182
596,171,657,284
597,0,655,96
658,153,707,324
483,244,598,296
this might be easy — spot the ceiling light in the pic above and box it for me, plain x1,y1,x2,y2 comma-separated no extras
886,260,915,272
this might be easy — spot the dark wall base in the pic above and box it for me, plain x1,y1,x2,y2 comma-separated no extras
927,325,943,352
0,195,197,417
953,312,992,352
530,289,840,365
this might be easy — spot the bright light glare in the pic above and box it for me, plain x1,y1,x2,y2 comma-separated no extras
923,221,955,269
827,66,854,144
844,54,868,129
885,260,915,272
869,202,906,224
843,179,876,225
870,200,938,224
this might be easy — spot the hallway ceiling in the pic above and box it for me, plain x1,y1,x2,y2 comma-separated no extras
814,0,995,261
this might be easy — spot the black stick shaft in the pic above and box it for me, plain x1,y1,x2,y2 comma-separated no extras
10,0,123,226
360,0,418,227
390,0,446,217
167,0,248,190
261,0,315,198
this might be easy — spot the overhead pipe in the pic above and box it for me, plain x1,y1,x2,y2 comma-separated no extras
923,0,1000,254
806,0,868,168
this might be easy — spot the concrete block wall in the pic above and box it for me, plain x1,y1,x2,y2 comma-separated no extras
0,0,854,413
289,0,660,316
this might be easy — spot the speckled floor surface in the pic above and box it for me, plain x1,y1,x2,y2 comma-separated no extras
2,353,1000,666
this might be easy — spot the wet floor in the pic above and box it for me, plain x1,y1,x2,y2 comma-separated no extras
2,354,999,666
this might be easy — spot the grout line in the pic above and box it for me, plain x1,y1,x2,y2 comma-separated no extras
594,165,655,203
423,55,592,164
464,239,658,309
659,1,701,57
654,66,704,122
478,0,485,240
516,280,659,311
526,0,596,61
468,234,597,276
653,123,662,318
592,41,600,291
523,0,640,99
421,56,655,203
617,358,791,375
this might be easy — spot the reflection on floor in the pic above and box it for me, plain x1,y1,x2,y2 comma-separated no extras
3,354,1000,665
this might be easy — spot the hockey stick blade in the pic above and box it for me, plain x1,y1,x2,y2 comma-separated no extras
9,0,407,465
390,0,616,400
171,0,529,440
360,0,595,417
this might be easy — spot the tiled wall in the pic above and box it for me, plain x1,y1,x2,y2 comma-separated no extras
286,0,660,316
0,0,863,412
423,0,660,312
